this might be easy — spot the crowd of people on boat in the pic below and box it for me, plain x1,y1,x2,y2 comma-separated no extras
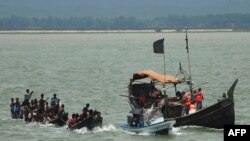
127,86,205,128
135,84,205,117
145,86,204,116
68,103,102,128
180,87,204,116
9,89,102,129
9,86,203,129
9,89,67,123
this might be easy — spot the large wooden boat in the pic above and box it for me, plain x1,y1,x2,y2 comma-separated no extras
126,70,238,129
122,31,238,133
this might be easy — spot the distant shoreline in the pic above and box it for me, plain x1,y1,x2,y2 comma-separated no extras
0,29,248,34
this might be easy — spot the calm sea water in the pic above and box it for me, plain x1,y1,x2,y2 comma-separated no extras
0,32,249,141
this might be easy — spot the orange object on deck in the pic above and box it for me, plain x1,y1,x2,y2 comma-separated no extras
189,104,197,113
190,104,196,110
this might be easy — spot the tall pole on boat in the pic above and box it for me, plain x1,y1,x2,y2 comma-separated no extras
163,48,166,85
185,29,193,96
153,38,168,118
163,45,168,119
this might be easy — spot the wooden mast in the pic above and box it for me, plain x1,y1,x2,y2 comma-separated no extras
185,29,193,96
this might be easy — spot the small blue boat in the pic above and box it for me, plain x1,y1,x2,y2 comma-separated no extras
121,105,175,134
121,117,175,134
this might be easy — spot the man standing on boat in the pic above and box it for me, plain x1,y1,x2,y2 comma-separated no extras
50,94,59,115
194,88,204,110
24,89,33,101
50,94,59,106
181,92,191,116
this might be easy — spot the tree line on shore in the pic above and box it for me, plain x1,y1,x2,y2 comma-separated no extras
0,13,250,30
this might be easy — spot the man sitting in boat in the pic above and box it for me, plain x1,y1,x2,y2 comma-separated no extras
54,99,61,115
81,107,88,118
128,107,144,127
82,103,90,112
130,114,144,128
68,114,77,127
194,88,204,110
55,104,68,123
58,104,65,114
44,102,53,121
181,92,191,116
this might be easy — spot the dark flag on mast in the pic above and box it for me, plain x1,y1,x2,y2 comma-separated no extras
153,38,164,53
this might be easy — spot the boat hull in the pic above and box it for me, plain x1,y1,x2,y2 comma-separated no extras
121,120,175,134
48,113,69,126
11,113,22,119
68,116,103,130
174,98,234,128
49,117,67,126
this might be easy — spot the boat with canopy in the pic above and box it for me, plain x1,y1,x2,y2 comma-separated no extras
121,30,238,134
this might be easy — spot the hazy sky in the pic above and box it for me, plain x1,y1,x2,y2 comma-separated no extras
1,0,250,18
